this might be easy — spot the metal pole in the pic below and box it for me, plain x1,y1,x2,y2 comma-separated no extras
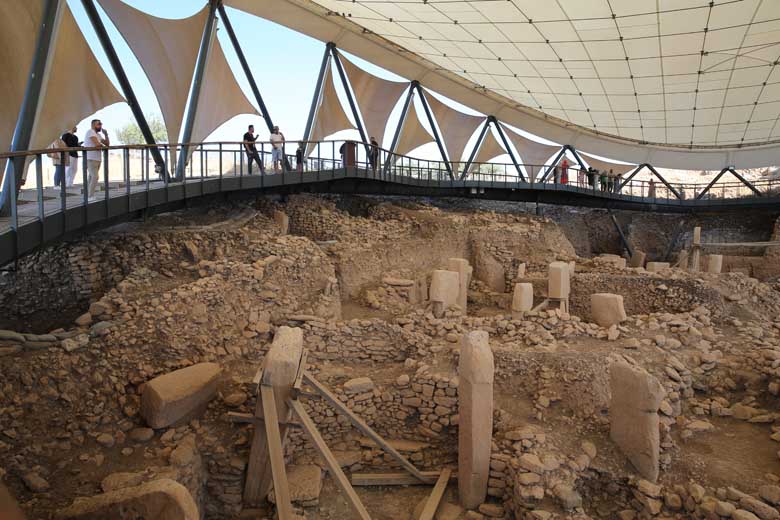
303,44,332,145
81,0,165,175
0,0,63,216
461,120,491,180
176,0,219,181
382,85,415,177
618,164,644,191
218,4,291,171
491,117,526,182
646,163,681,199
416,84,454,180
331,46,371,157
539,147,566,183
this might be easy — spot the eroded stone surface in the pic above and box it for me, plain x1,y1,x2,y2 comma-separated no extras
140,363,222,429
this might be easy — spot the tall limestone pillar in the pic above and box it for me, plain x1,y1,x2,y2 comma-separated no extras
458,330,494,509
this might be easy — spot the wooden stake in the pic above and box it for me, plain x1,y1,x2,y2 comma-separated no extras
260,385,294,520
419,468,452,520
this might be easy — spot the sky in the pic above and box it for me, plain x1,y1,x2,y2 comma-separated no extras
56,0,639,172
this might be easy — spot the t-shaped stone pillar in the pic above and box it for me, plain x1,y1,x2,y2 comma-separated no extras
548,261,570,299
244,326,303,504
430,270,460,318
706,254,722,274
458,330,494,509
447,258,472,314
511,283,533,319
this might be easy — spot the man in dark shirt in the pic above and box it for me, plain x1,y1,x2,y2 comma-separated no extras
243,124,264,174
61,126,81,186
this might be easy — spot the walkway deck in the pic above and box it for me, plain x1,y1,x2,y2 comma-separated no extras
1,165,778,267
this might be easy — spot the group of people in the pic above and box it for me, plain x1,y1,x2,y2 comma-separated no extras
550,159,624,193
47,119,109,200
242,124,288,173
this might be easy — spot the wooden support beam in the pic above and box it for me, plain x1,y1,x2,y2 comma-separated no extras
303,372,435,484
290,399,372,520
351,471,450,487
419,468,452,520
261,385,294,520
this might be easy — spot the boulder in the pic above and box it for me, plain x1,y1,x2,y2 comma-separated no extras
269,465,322,507
591,293,627,328
141,363,222,429
57,479,198,520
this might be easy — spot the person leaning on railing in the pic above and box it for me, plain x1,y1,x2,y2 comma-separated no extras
47,136,70,188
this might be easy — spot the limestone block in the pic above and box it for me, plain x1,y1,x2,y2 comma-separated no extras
516,262,526,278
706,254,723,274
693,226,701,245
141,363,222,429
610,362,665,482
629,251,646,268
646,262,670,273
512,283,533,314
591,293,627,328
430,270,460,310
548,262,570,299
458,331,494,509
273,210,289,235
57,478,198,520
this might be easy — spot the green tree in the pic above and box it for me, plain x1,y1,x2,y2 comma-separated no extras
116,114,168,144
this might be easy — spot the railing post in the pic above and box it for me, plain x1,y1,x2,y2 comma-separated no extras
60,151,67,227
35,155,44,224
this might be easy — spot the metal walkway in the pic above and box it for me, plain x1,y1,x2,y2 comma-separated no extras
1,140,778,267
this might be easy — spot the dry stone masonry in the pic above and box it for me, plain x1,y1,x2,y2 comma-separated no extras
1,195,780,520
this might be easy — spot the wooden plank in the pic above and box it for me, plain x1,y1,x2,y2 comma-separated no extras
303,372,436,485
260,385,294,520
418,468,452,520
351,471,451,487
291,349,308,399
290,399,372,520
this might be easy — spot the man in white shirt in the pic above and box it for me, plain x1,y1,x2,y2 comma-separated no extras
84,119,109,200
270,126,285,173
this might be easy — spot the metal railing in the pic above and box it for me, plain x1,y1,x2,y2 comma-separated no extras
0,139,777,238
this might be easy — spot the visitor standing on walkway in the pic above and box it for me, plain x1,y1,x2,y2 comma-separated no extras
606,169,614,192
270,126,285,173
369,137,379,172
48,136,69,187
61,126,80,187
560,159,569,184
84,119,109,201
648,178,656,198
296,142,305,172
599,170,607,191
578,166,585,186
243,125,264,174
615,172,623,193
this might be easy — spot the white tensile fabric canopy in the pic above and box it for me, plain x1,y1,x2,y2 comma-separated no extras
423,90,484,163
98,0,208,145
579,153,636,176
340,56,407,148
499,124,560,169
469,128,506,172
394,98,433,159
237,0,780,169
0,0,43,183
190,36,260,149
34,4,124,154
306,65,356,156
